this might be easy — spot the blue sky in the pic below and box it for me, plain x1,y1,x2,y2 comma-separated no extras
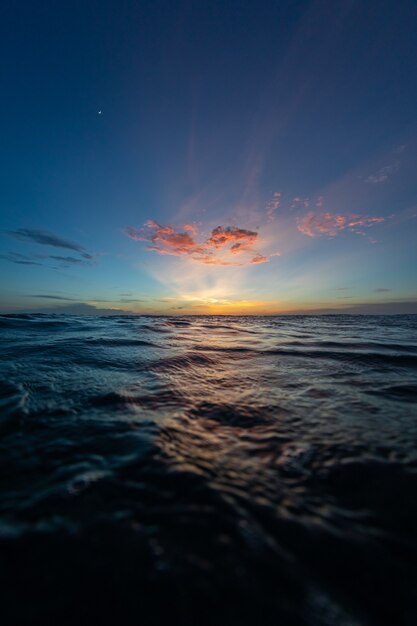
1,0,416,314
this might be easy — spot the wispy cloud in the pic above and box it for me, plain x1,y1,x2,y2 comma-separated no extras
366,161,400,184
125,220,270,266
2,228,97,268
266,191,281,222
16,303,133,316
6,228,93,260
48,255,87,265
27,294,75,300
297,211,385,238
374,287,391,293
291,196,310,209
0,252,43,266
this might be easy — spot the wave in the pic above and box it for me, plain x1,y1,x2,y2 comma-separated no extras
1,313,416,626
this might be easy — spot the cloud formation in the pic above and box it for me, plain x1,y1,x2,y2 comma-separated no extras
297,211,384,238
6,228,92,259
125,221,270,266
366,161,400,184
0,252,43,266
27,294,75,300
266,192,281,221
250,254,269,264
2,228,97,269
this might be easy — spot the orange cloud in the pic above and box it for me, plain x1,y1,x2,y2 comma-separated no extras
206,226,258,249
297,211,384,238
125,221,270,266
250,254,269,264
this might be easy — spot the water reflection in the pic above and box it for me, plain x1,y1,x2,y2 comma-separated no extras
0,314,416,625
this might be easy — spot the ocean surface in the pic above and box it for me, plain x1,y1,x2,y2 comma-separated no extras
0,313,416,626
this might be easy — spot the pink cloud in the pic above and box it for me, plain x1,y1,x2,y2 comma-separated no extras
125,221,271,266
250,254,269,264
266,191,281,221
206,226,258,249
291,197,310,209
183,223,198,236
297,211,385,238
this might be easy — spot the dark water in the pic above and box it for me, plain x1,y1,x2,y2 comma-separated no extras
1,314,417,626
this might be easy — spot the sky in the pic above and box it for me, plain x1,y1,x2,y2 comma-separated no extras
1,0,416,315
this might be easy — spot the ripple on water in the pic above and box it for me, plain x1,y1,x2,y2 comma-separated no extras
0,313,416,626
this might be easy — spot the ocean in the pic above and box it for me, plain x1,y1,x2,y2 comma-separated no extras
0,314,416,626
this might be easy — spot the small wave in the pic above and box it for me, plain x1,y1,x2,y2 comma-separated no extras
264,348,417,367
368,384,417,402
193,345,259,354
1,313,417,626
0,381,28,419
163,318,192,327
83,337,162,348
150,352,216,371
189,401,273,427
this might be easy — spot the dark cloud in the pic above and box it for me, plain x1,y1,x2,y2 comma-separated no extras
374,288,391,292
16,303,133,315
0,252,43,266
5,228,93,260
1,227,96,269
27,294,75,301
283,301,417,315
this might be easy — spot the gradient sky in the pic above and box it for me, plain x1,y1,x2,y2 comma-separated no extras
1,0,416,315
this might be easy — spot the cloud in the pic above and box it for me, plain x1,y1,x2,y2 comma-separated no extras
297,211,384,238
2,228,97,269
266,192,281,221
282,301,417,315
366,161,400,184
250,254,269,264
374,287,391,293
291,197,310,209
125,220,271,266
0,250,95,269
0,252,43,266
207,226,258,249
182,223,198,236
27,294,75,300
48,255,87,265
13,303,133,316
6,228,93,259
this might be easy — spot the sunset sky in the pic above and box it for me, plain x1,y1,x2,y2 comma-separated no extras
1,0,416,314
